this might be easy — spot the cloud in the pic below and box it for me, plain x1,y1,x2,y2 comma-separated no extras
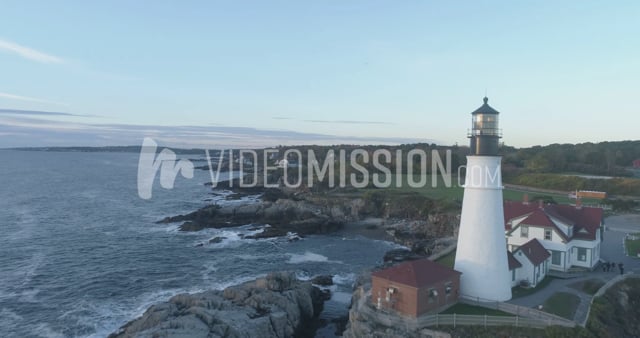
0,115,431,149
0,38,64,64
274,116,394,125
304,119,394,125
0,108,94,117
0,92,67,106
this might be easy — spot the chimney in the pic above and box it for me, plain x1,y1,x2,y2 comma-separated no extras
523,194,529,205
576,198,582,209
538,199,544,209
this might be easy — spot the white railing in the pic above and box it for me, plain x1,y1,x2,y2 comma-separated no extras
458,295,575,327
358,290,575,331
417,313,566,329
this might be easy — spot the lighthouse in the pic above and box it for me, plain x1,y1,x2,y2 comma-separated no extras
454,97,512,301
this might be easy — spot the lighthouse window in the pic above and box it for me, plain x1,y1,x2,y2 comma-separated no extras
520,225,529,238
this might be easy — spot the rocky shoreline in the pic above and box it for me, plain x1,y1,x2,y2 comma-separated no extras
158,177,459,248
143,180,460,337
157,195,358,239
109,272,328,338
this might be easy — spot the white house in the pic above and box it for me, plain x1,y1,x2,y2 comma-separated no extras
510,239,551,287
507,251,522,287
504,200,604,272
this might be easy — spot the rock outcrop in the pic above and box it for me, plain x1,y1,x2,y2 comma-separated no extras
587,276,640,338
342,281,450,338
158,196,359,238
109,272,326,338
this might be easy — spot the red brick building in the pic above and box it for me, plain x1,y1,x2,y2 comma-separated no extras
371,258,461,317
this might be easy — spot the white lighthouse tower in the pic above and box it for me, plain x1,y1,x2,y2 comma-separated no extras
454,97,511,301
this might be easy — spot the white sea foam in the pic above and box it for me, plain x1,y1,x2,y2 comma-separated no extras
287,251,339,264
332,273,356,286
207,190,262,207
88,286,213,338
32,322,65,338
209,274,266,290
197,225,266,249
235,254,261,260
0,308,23,334
295,270,312,281
163,224,180,232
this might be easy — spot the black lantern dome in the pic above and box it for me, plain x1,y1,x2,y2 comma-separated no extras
468,97,502,156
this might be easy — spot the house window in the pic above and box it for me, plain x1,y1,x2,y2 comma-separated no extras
428,288,437,303
445,282,452,295
551,250,561,265
578,247,587,262
521,225,529,238
512,269,516,281
544,229,552,241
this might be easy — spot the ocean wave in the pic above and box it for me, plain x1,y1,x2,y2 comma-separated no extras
85,286,213,338
235,254,262,260
295,270,312,281
287,251,341,264
32,322,65,338
208,274,266,291
0,308,24,335
332,272,356,286
207,190,262,206
196,225,266,249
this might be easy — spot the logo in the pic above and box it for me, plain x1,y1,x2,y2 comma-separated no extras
137,138,194,199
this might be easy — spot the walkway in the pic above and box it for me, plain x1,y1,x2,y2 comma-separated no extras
507,214,640,325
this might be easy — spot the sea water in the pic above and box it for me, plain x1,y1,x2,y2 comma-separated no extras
0,150,401,337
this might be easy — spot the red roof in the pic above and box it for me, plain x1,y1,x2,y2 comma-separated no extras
516,239,550,266
504,202,539,229
507,251,522,270
372,258,461,288
504,201,603,241
521,209,556,227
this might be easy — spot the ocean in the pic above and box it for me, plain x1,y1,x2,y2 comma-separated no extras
0,150,400,337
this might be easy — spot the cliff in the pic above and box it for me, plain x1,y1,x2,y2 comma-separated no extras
342,274,451,338
587,276,640,338
109,272,326,338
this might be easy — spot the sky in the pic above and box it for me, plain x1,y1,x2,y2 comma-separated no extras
1,1,639,148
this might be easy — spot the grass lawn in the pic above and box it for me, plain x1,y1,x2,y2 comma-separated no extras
384,174,464,200
511,276,554,299
542,292,581,320
568,279,606,295
384,174,589,204
624,234,640,257
435,249,456,268
440,303,514,317
327,174,600,209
